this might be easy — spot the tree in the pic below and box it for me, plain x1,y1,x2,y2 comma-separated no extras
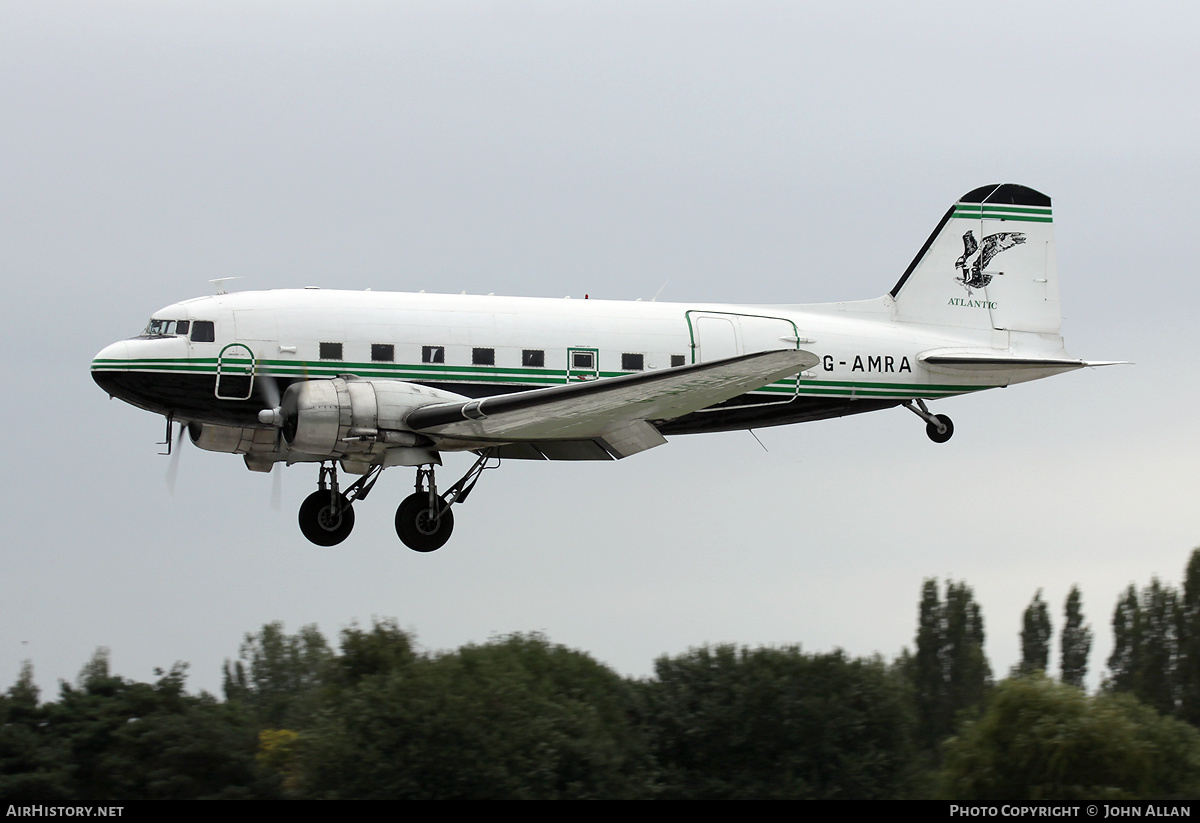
940,674,1200,799
223,622,331,729
1178,549,1200,725
912,579,992,750
1106,579,1181,717
1018,590,1052,675
1060,585,1092,689
323,618,416,693
913,579,945,748
1137,578,1180,715
1,653,269,801
297,633,651,799
0,661,73,802
645,645,916,799
1107,584,1141,693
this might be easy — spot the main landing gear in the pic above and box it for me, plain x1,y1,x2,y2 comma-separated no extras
296,452,498,551
394,453,495,552
297,462,382,546
904,399,954,443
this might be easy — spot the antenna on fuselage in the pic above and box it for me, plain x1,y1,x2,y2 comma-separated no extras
209,277,242,295
650,279,670,302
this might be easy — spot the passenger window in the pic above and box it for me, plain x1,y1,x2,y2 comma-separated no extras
191,321,215,343
422,346,445,364
522,349,545,368
621,353,644,371
320,342,343,360
473,347,495,366
372,344,394,362
572,351,594,369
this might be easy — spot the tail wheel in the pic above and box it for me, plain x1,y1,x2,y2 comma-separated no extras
298,490,355,546
395,492,454,552
926,414,954,444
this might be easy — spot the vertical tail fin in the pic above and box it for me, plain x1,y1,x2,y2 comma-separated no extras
889,184,1061,334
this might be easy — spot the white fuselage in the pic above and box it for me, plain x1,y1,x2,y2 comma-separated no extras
92,287,1068,444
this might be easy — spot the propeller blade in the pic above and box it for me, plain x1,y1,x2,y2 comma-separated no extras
271,462,283,511
258,372,280,410
165,422,186,495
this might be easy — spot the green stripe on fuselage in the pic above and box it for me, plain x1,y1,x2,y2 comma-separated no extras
91,356,996,400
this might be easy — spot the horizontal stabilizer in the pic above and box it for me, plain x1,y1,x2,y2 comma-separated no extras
406,349,817,455
919,352,1128,371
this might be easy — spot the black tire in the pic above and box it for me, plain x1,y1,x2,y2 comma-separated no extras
298,490,355,546
395,492,454,552
926,414,954,444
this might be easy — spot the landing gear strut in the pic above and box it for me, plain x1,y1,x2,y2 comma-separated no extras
297,462,383,546
395,452,497,552
904,399,954,443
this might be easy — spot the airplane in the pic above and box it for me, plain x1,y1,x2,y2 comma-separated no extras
91,183,1115,552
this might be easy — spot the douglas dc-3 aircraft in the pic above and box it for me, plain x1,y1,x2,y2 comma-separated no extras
92,184,1113,551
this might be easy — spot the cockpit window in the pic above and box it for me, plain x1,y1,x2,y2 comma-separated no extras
191,321,215,342
142,319,189,337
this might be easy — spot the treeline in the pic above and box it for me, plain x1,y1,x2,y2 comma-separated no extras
5,551,1200,799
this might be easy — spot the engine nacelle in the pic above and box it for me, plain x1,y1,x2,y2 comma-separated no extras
280,377,467,458
189,421,277,454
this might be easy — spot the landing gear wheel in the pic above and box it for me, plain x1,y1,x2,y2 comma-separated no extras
926,414,954,444
298,490,355,546
395,492,454,552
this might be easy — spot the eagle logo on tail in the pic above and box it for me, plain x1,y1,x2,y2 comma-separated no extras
955,231,1025,290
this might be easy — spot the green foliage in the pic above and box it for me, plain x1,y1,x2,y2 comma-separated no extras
1019,590,1051,675
223,621,331,729
297,633,651,799
323,618,417,693
1106,578,1182,716
912,579,992,750
1060,585,1091,689
1108,584,1141,693
1138,578,1181,715
644,645,917,799
0,661,72,802
940,674,1200,800
0,655,269,801
1178,549,1200,725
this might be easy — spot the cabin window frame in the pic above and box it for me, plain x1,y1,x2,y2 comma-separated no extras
472,347,495,366
621,352,645,371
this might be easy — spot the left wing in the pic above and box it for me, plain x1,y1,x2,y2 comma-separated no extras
405,349,817,458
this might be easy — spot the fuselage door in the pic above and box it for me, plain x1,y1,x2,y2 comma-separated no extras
686,310,802,407
216,342,256,400
566,347,599,382
688,313,738,363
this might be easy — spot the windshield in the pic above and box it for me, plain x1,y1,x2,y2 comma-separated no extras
141,319,190,337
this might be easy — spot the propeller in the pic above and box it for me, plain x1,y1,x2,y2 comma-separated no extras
257,372,286,510
258,372,280,411
271,462,283,511
256,373,287,451
165,421,187,495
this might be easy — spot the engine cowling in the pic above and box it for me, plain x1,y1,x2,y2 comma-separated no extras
279,377,467,458
188,421,276,454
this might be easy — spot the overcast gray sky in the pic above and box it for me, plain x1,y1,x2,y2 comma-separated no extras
3,0,1198,696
